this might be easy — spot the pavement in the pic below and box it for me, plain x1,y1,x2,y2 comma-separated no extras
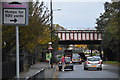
20,62,59,79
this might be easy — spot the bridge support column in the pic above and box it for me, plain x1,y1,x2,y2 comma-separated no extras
99,44,103,60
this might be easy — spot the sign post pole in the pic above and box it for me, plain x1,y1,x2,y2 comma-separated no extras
16,25,19,79
2,2,29,79
49,52,51,68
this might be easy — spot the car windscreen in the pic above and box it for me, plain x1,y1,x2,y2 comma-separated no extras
65,57,71,62
87,58,93,61
93,58,100,61
73,54,80,58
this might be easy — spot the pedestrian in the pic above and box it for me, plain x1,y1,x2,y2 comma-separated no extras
61,56,65,71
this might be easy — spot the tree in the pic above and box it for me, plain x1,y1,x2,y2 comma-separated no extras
95,2,120,61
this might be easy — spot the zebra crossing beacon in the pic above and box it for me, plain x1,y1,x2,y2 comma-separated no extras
2,0,29,79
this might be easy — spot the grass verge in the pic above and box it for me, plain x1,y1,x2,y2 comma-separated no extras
103,61,120,65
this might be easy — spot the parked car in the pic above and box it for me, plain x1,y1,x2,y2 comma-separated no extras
84,56,102,70
72,54,82,64
58,57,74,71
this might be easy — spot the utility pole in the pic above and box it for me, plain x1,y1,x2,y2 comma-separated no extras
50,0,53,68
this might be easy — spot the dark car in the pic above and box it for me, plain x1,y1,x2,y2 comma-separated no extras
58,57,74,71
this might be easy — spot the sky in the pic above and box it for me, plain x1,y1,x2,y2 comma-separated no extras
44,0,111,30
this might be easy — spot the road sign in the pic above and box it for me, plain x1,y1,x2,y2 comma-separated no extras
48,44,53,50
46,53,52,60
3,8,26,25
48,46,53,50
2,2,28,25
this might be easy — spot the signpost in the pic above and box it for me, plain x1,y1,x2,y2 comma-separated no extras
2,1,29,79
48,42,53,68
46,53,52,60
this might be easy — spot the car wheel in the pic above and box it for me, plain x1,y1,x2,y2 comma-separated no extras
84,67,87,70
71,66,73,71
72,68,74,71
99,68,102,71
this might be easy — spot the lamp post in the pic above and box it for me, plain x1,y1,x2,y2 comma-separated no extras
48,42,52,68
50,0,53,68
50,0,61,68
50,0,53,43
50,0,61,43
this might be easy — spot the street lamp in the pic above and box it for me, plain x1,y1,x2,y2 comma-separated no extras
50,0,53,43
50,0,61,68
48,42,52,68
50,0,53,68
50,0,61,42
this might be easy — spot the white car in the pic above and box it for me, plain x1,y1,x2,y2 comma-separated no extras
84,57,102,70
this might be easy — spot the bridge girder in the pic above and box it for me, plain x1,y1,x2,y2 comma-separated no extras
58,40,102,45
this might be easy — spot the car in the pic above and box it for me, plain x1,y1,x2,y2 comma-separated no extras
84,56,102,70
72,54,82,64
58,57,74,71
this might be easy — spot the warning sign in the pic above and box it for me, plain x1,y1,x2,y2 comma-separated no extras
3,8,26,25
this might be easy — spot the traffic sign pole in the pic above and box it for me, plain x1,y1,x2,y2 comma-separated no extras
16,25,19,79
49,54,51,68
2,2,29,79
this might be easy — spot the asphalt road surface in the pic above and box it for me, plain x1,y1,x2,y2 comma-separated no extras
58,63,119,80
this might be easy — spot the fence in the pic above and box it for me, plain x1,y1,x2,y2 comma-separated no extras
2,60,24,79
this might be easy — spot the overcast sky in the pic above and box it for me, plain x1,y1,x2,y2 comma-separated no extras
44,0,111,30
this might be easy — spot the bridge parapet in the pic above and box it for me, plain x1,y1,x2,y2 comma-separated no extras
56,30,102,41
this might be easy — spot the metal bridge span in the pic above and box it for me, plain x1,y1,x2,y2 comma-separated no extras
56,30,102,44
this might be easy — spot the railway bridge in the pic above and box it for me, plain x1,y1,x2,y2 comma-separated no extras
56,30,102,44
